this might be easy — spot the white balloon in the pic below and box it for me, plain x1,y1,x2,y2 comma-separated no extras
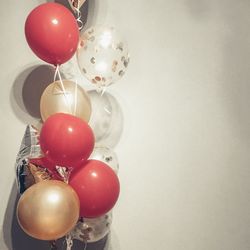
88,91,124,148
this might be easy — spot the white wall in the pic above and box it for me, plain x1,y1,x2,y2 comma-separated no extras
1,0,250,249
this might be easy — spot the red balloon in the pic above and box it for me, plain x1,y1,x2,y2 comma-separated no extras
40,113,94,167
29,156,56,171
25,3,79,65
70,160,120,218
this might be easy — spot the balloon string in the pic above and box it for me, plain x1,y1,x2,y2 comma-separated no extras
83,241,87,250
74,7,83,30
50,240,57,250
53,65,58,83
56,66,66,95
66,234,73,250
54,65,73,114
99,87,112,115
100,86,107,97
74,80,78,116
96,85,107,96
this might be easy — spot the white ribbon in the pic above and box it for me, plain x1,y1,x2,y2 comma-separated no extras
66,233,88,250
66,234,73,250
74,79,78,115
53,65,73,114
74,7,83,31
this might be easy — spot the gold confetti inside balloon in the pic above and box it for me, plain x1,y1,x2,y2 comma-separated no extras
77,26,130,89
40,80,91,122
70,212,112,243
16,180,80,240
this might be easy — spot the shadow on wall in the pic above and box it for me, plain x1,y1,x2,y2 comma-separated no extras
10,64,124,147
2,183,51,250
10,64,55,126
2,183,109,250
185,0,211,19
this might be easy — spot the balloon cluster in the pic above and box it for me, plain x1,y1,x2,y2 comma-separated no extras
15,1,129,248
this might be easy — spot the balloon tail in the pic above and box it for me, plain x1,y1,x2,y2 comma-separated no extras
54,65,73,114
96,86,107,96
66,234,73,250
55,166,72,184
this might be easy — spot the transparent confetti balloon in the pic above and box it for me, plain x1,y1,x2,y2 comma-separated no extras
90,146,119,174
69,212,112,243
77,26,130,89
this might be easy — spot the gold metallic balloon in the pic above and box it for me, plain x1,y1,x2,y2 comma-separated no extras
17,180,80,240
40,80,91,122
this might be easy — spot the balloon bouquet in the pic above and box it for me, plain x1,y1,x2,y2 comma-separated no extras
15,1,129,249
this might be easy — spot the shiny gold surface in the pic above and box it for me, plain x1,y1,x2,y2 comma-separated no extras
17,180,80,240
40,80,91,122
28,163,52,183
